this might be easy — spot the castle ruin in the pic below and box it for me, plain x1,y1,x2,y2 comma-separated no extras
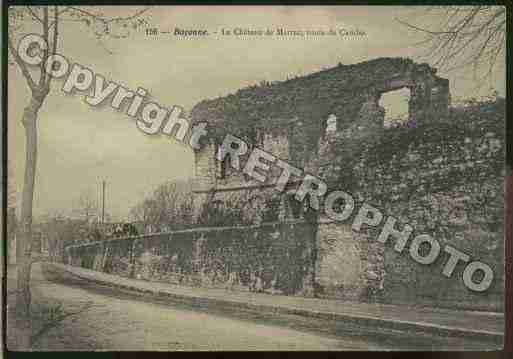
189,57,451,299
66,57,503,310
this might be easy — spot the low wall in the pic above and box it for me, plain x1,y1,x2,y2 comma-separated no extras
65,221,317,296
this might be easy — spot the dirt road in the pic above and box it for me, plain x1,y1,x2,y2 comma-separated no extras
9,263,380,350
6,263,493,351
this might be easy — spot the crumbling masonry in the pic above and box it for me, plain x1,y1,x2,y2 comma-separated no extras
189,58,451,300
66,57,504,310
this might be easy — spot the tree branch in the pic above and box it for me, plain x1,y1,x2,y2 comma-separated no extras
66,6,151,24
8,35,37,91
26,7,43,24
397,5,506,76
39,7,49,86
52,6,151,54
46,6,59,90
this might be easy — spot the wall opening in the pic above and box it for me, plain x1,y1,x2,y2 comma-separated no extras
379,87,410,128
216,145,228,179
325,114,337,134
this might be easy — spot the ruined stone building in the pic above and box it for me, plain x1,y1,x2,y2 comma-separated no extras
67,57,504,310
191,58,451,199
188,58,454,299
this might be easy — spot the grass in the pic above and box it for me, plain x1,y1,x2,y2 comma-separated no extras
29,300,93,348
6,274,92,349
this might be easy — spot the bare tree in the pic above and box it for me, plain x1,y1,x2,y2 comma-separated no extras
130,180,195,233
8,6,151,348
397,6,506,79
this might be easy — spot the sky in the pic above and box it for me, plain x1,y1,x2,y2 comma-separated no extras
8,6,506,221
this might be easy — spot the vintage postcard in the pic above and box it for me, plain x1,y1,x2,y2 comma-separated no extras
4,4,507,351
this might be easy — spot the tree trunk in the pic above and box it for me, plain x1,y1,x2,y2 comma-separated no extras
15,95,42,349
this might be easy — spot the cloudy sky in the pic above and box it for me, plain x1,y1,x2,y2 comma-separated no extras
8,6,506,220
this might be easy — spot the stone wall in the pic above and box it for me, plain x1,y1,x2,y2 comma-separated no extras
185,57,503,310
65,59,504,311
191,58,449,134
315,99,505,310
65,221,317,296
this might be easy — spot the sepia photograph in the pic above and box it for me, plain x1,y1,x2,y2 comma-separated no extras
3,4,509,351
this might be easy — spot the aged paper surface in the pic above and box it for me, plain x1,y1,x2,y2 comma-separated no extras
5,5,506,350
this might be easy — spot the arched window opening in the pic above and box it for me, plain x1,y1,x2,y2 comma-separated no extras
379,88,410,128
